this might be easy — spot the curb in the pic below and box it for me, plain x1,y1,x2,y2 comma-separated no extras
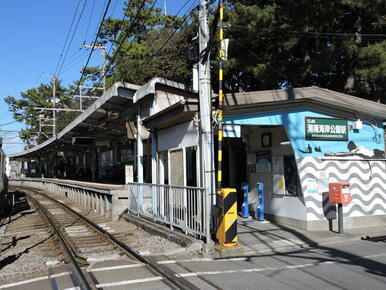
122,213,204,254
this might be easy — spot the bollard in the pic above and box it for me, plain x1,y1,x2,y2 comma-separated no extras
216,188,238,247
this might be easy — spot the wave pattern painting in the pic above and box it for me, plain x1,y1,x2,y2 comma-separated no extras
297,157,386,220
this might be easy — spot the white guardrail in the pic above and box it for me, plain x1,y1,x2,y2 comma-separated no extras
127,182,208,240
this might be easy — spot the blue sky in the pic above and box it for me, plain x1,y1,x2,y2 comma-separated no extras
0,0,187,155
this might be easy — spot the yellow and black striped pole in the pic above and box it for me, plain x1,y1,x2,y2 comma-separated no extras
217,0,224,191
216,1,238,247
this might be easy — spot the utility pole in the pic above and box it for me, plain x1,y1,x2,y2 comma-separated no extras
199,0,215,243
52,75,57,138
81,43,107,93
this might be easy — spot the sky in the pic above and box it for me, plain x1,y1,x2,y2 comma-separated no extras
0,0,188,155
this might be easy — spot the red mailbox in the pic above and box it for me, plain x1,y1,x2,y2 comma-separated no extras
329,183,351,204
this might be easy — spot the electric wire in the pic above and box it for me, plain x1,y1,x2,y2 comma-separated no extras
77,0,113,88
0,121,18,127
226,25,386,40
54,0,82,76
60,50,90,75
57,0,89,76
95,0,199,89
153,0,198,56
84,0,96,43
92,0,157,89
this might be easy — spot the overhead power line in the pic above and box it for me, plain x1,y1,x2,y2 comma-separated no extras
92,0,154,89
57,0,89,76
227,25,386,40
84,0,96,43
153,0,198,56
54,0,83,75
94,0,201,89
77,0,113,88
0,121,19,127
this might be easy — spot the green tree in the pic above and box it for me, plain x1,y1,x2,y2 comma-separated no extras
4,79,80,146
223,0,386,102
98,0,195,86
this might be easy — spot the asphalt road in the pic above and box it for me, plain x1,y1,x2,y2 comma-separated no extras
1,236,385,289
162,237,386,290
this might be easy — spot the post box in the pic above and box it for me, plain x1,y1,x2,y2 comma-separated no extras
329,182,351,204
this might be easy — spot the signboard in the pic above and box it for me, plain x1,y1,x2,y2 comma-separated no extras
272,156,285,195
305,117,348,141
223,124,241,138
125,165,134,184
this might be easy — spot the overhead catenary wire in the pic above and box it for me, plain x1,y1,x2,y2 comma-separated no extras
84,0,96,43
226,25,386,40
94,0,201,90
153,0,198,56
76,0,113,90
0,121,19,127
92,0,158,89
54,0,83,76
57,0,89,76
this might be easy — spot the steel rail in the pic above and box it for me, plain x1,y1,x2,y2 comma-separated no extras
26,194,95,290
24,187,199,290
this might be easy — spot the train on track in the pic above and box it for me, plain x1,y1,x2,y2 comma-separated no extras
0,141,9,217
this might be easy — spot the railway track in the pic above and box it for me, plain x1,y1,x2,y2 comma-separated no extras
20,187,199,290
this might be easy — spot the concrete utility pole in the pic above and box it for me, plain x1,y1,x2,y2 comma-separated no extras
52,75,57,138
81,43,107,93
199,0,215,242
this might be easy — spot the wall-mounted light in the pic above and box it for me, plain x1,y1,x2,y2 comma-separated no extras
352,119,362,130
280,141,290,145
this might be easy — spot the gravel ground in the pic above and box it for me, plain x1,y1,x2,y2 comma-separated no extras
0,190,64,284
0,188,184,285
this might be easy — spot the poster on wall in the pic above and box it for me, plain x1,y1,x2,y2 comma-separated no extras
256,151,272,173
272,156,285,195
125,165,134,184
307,179,317,194
305,117,348,141
101,150,113,167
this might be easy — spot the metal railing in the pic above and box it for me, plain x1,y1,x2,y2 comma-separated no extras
127,182,208,240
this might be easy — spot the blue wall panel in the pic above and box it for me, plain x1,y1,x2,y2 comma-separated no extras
225,109,384,157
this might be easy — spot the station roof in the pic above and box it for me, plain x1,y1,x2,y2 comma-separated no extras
9,82,139,159
224,86,386,121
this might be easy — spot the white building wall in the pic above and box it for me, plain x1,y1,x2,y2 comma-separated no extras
297,157,386,228
158,121,198,151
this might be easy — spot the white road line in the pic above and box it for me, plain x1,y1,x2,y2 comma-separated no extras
157,257,248,264
96,277,163,288
88,263,144,272
0,272,71,289
176,252,386,278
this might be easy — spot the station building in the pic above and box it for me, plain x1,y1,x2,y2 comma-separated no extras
142,83,386,230
9,78,386,234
